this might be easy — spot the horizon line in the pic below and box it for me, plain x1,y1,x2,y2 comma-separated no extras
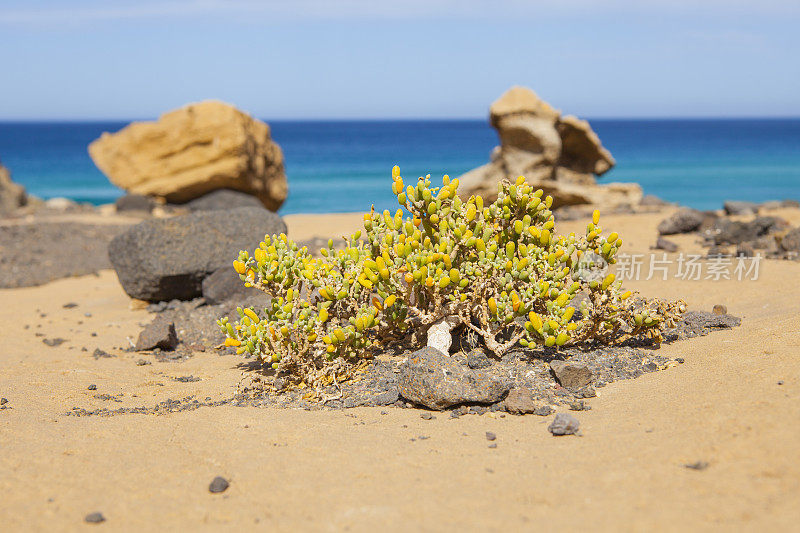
1,115,800,124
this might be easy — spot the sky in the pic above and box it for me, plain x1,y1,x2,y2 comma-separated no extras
1,0,799,120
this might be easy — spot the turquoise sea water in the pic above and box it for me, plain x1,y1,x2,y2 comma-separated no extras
0,119,798,214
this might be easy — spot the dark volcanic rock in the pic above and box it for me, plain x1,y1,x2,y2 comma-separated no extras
202,266,267,306
657,208,705,235
108,207,286,301
372,389,399,406
398,347,509,410
654,236,679,253
735,242,756,257
466,348,492,369
0,222,130,288
504,388,540,415
780,227,800,252
666,311,741,340
135,316,178,351
115,194,155,213
209,476,230,493
723,200,759,216
550,360,593,388
548,412,580,436
711,217,786,245
84,512,105,524
43,338,66,347
185,189,264,212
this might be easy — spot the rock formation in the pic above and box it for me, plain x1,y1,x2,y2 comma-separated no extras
108,207,286,302
458,86,642,209
89,101,288,210
0,160,27,216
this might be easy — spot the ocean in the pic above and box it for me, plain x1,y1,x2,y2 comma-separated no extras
0,119,798,214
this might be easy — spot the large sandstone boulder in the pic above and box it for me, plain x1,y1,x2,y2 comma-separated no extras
0,161,27,216
108,207,286,302
89,101,288,210
459,86,641,209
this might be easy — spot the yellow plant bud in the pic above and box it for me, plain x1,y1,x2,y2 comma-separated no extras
243,308,259,323
540,229,551,246
488,298,498,315
225,338,241,347
392,165,400,178
319,308,329,322
621,290,632,300
601,273,616,290
592,210,600,225
233,260,247,275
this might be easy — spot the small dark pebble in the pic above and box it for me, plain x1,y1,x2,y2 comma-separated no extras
569,400,591,411
676,358,685,364
174,376,201,383
712,304,727,315
87,384,97,391
62,302,78,309
488,443,497,449
0,398,7,405
84,313,92,317
533,406,553,416
420,412,435,420
43,338,66,347
485,431,496,441
93,348,113,359
209,476,229,493
777,381,784,385
136,359,151,366
684,461,709,471
418,435,430,440
84,512,105,523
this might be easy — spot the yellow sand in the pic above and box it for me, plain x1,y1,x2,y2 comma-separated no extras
1,209,799,531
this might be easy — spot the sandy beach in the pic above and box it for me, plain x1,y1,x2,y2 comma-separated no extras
2,208,799,531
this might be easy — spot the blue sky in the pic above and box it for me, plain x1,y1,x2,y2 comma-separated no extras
1,0,798,120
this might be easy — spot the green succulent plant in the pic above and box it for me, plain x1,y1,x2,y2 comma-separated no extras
218,166,684,388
